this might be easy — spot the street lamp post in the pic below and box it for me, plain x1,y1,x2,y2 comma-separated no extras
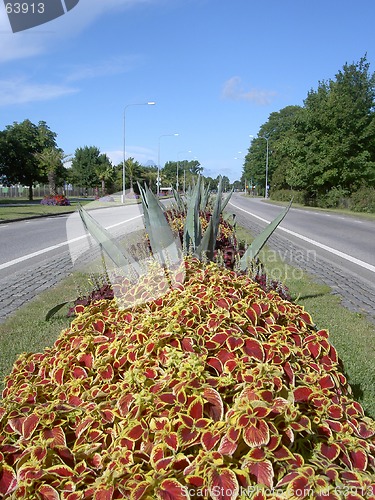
122,101,155,203
234,154,245,193
261,135,270,199
177,150,191,193
157,133,179,196
247,135,254,195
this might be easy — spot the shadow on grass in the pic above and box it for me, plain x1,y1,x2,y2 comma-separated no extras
292,292,329,301
350,383,364,401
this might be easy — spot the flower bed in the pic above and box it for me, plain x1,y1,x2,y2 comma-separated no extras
40,195,71,206
1,257,374,499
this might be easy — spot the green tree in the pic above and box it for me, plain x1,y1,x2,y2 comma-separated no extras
243,105,303,196
0,119,58,200
139,165,158,191
161,159,202,191
221,175,231,192
126,157,141,194
95,154,114,195
70,146,111,192
243,55,375,202
300,55,375,196
36,147,70,195
162,161,179,187
114,158,145,194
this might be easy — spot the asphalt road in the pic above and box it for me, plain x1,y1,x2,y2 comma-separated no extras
228,193,375,322
0,204,145,280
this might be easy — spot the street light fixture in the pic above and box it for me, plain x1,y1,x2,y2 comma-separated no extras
260,135,270,199
157,133,179,196
122,101,156,203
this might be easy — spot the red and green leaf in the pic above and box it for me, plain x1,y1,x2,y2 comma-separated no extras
208,468,239,500
243,421,270,448
0,464,17,496
156,479,189,499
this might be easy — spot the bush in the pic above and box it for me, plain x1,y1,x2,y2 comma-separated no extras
1,257,374,498
40,194,71,206
350,187,375,213
317,188,350,209
270,189,309,206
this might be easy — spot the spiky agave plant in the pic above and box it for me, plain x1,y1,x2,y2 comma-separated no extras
46,177,291,319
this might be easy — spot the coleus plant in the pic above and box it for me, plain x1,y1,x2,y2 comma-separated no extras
1,257,374,499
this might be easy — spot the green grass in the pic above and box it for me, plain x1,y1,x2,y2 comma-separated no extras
0,198,140,221
257,195,375,221
0,204,80,221
1,223,374,420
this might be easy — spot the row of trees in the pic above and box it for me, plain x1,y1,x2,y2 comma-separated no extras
0,122,117,200
0,120,236,199
0,120,67,200
242,56,375,206
69,153,235,195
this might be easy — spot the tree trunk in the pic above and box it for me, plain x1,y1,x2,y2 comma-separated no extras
48,170,57,195
28,184,33,201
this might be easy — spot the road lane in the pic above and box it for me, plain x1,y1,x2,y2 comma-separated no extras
0,204,144,275
228,194,375,268
1,195,375,324
228,193,375,323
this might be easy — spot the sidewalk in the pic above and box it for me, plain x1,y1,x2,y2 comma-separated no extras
0,250,74,323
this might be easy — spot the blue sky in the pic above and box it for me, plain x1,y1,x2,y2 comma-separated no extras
0,0,374,183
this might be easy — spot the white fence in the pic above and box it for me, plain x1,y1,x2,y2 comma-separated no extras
0,184,97,198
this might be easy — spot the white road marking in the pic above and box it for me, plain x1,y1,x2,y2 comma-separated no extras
229,201,375,274
0,214,143,271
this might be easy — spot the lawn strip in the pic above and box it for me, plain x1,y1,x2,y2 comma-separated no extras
0,199,140,221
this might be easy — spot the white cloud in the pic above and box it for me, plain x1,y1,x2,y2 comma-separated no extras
222,76,277,105
64,55,140,82
0,77,78,105
106,146,156,166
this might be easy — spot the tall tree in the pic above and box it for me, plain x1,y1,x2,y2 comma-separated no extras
163,159,202,190
0,120,58,200
36,147,70,195
301,55,375,196
243,55,375,201
243,106,303,196
124,157,141,194
95,154,114,194
139,165,158,191
70,146,110,191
